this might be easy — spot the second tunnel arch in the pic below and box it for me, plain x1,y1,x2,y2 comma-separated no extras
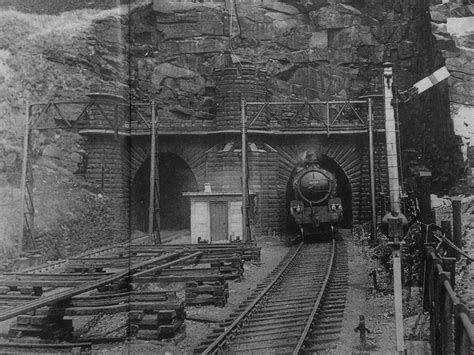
130,152,199,232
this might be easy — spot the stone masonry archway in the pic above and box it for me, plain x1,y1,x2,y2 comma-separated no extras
129,137,209,191
274,139,362,230
284,152,353,233
130,153,199,232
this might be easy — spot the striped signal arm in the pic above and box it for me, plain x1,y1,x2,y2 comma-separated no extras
397,66,450,103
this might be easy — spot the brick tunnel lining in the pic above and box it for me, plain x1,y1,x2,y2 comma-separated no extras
130,153,198,232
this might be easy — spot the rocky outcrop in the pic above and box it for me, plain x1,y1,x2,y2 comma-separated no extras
43,15,129,86
430,2,474,191
91,0,457,192
0,139,21,180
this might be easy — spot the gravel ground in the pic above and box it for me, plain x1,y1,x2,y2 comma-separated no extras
90,230,410,354
1,216,471,353
333,199,474,354
88,233,290,354
333,232,399,354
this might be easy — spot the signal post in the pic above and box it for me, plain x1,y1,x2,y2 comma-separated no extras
382,62,406,354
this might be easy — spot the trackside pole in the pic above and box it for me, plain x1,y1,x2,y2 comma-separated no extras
367,98,377,244
383,64,402,213
241,97,248,242
383,62,405,354
148,100,161,244
19,103,30,253
388,216,405,354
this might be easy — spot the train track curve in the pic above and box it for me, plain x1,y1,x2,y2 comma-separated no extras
200,240,345,354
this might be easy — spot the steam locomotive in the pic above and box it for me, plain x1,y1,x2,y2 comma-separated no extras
289,160,343,239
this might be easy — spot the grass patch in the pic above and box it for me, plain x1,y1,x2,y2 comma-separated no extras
0,5,135,261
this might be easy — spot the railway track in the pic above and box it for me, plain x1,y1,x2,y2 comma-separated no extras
303,241,348,353
0,341,93,354
198,239,348,354
0,238,261,353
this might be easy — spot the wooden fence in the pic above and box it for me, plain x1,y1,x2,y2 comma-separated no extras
422,198,474,354
425,246,474,354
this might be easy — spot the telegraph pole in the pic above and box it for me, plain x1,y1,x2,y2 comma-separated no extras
148,100,161,244
241,97,249,242
19,104,30,253
367,97,377,244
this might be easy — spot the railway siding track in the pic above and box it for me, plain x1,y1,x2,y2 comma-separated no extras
198,240,348,355
0,251,195,322
0,241,261,353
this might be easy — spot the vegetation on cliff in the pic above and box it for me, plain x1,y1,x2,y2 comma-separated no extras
0,7,130,261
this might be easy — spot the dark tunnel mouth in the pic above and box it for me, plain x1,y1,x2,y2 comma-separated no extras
285,156,352,232
131,153,198,232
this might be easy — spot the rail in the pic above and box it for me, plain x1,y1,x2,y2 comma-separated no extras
294,240,336,353
201,242,304,355
0,251,204,322
201,240,336,354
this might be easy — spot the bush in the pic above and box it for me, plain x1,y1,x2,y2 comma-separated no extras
36,191,129,260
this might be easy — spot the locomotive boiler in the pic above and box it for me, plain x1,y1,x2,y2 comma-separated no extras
289,160,343,239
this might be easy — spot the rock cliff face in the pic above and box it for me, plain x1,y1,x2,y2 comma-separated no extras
1,1,463,190
0,10,114,183
101,0,461,192
430,2,474,191
0,8,132,259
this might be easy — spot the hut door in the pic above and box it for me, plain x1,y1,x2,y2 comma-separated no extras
210,201,228,241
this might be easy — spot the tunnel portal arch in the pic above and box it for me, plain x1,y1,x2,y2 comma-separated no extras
131,153,198,232
285,154,352,233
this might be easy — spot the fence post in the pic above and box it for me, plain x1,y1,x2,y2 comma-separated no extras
441,220,457,288
454,303,473,355
423,240,436,312
432,259,443,354
451,197,463,259
441,220,453,256
425,248,436,349
439,272,454,354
